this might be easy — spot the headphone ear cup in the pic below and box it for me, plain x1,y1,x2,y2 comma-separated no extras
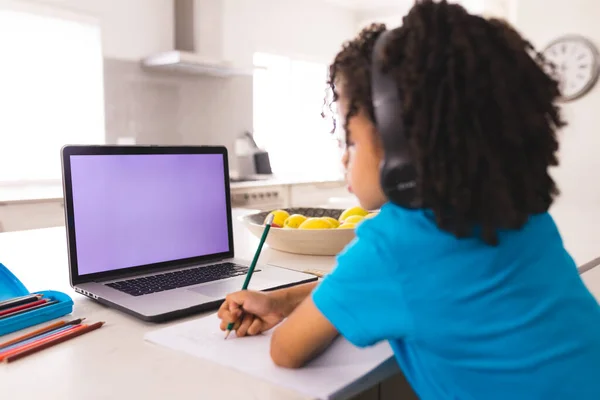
380,158,420,208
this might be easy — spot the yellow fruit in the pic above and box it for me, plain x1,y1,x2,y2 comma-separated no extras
283,214,307,229
338,206,369,222
298,218,332,230
365,212,378,219
321,217,340,228
338,222,356,229
266,210,289,228
344,215,365,225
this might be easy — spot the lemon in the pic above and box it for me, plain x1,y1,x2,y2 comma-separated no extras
298,218,332,230
321,217,340,228
266,209,289,228
283,214,307,229
365,212,378,219
338,206,369,222
344,215,365,225
338,222,356,229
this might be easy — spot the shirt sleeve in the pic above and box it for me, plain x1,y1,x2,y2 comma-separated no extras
312,219,414,348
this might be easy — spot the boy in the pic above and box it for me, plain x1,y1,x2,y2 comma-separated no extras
218,1,600,398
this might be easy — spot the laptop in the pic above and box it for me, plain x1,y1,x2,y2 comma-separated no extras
60,145,317,322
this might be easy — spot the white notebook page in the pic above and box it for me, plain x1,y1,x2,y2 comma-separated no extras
144,313,394,399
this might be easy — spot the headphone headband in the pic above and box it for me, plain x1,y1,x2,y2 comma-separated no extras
371,29,421,209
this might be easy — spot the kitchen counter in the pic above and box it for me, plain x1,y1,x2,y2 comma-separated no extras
0,184,64,205
0,175,346,205
231,177,345,190
0,176,352,233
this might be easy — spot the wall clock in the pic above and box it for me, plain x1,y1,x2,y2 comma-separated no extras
542,34,600,102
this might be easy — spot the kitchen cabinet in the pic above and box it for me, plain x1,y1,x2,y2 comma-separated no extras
0,201,65,232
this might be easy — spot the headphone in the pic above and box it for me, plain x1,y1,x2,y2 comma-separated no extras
371,29,422,209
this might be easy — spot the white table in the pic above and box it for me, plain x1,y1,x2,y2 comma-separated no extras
1,209,405,400
2,208,599,400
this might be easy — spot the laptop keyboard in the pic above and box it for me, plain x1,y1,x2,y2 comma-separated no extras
106,262,257,297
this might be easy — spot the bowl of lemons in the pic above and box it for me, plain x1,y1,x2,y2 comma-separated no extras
241,206,377,256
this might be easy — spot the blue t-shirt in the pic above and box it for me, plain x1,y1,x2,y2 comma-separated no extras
313,203,600,400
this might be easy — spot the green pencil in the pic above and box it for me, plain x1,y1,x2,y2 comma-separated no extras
225,213,275,339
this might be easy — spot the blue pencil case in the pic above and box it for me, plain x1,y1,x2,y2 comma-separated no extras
0,262,73,337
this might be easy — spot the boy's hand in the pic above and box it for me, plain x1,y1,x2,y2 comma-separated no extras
217,290,285,337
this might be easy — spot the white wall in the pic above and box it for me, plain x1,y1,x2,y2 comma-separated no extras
513,0,600,209
223,0,357,68
355,4,410,30
12,0,173,60
2,0,357,164
513,0,600,264
12,0,357,67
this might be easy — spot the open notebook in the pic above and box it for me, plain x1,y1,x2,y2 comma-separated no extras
144,313,395,399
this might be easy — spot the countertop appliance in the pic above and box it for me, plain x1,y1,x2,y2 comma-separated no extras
234,132,272,179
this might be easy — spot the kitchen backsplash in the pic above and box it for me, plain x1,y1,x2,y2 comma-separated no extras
103,58,253,170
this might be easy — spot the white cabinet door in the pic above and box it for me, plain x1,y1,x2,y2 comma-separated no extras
289,181,353,208
0,201,65,232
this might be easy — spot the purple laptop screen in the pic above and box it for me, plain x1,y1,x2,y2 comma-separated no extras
69,154,230,276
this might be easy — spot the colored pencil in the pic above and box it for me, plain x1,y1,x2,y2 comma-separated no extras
225,213,274,339
0,320,66,350
0,299,48,317
0,300,58,321
0,325,76,354
0,294,43,311
0,324,82,362
0,318,85,352
3,321,105,363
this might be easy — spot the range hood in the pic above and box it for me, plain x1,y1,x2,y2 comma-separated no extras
141,0,251,77
142,50,250,77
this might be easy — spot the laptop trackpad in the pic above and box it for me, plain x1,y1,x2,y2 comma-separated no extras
187,275,275,299
187,279,246,299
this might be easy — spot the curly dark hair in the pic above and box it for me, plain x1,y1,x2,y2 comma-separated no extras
325,0,566,245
